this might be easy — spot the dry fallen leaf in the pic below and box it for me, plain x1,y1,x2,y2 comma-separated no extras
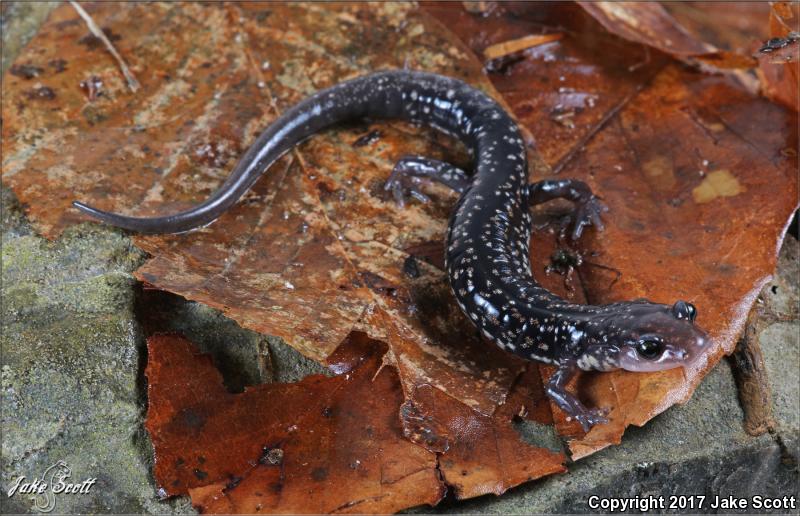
145,332,565,512
664,2,770,54
402,365,566,500
757,2,800,112
576,1,758,70
145,332,445,513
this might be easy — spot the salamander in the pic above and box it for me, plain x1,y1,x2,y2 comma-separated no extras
74,70,709,431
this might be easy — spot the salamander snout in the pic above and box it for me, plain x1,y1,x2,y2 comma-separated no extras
688,332,707,359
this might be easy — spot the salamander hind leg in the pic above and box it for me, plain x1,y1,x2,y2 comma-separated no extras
527,179,608,240
545,360,609,432
384,156,470,208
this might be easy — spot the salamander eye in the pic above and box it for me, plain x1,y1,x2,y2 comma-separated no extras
671,300,697,323
635,339,662,360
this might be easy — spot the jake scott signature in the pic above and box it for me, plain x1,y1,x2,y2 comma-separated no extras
6,461,97,513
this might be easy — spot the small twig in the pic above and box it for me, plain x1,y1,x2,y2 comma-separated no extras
483,33,563,61
70,1,140,92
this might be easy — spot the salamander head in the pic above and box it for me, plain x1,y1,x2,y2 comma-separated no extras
579,300,708,372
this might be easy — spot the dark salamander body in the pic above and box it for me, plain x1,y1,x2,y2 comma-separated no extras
75,71,708,431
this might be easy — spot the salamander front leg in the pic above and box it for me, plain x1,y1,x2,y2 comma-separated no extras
545,359,609,432
384,156,470,208
527,179,608,240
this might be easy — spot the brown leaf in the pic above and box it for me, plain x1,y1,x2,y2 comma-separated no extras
422,2,798,458
577,1,757,70
578,1,711,55
402,368,566,499
144,333,445,513
664,2,770,54
757,2,800,111
144,333,566,511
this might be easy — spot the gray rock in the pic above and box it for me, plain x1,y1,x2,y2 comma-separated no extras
1,186,175,513
1,186,326,514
